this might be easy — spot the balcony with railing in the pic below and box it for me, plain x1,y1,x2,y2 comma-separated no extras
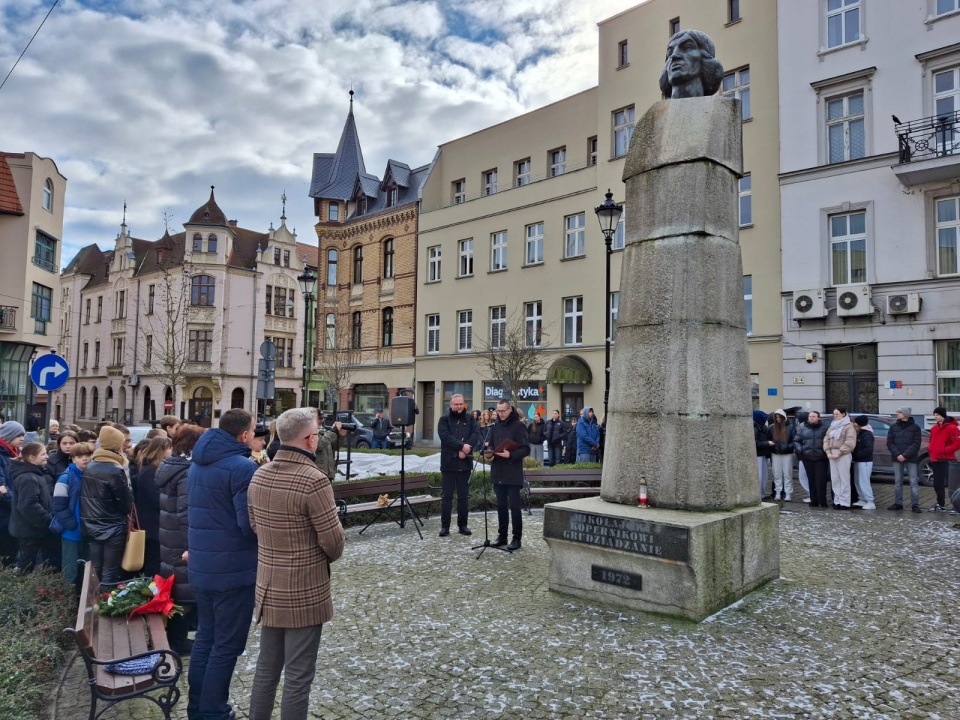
32,255,58,274
0,306,16,332
893,109,960,186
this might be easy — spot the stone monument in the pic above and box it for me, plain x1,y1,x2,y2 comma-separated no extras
543,30,780,622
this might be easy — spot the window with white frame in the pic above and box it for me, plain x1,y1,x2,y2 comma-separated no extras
525,301,542,347
490,306,506,348
721,67,751,120
563,296,583,346
826,92,865,163
328,202,339,221
613,106,636,158
188,330,212,362
618,40,629,67
515,159,531,187
491,231,508,271
43,178,53,211
743,276,753,336
453,179,466,204
325,313,336,350
936,196,959,276
610,292,620,343
937,0,960,15
564,213,585,258
826,0,861,48
457,310,473,352
830,211,867,285
145,336,152,366
483,169,497,196
383,238,395,279
426,314,440,354
427,245,441,282
613,207,626,250
549,148,566,177
934,66,959,149
525,222,544,265
459,238,473,277
936,340,960,412
739,174,752,226
588,136,598,166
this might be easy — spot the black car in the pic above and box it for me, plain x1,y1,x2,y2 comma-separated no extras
351,412,412,449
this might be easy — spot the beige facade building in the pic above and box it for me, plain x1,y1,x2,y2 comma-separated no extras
0,151,67,425
413,0,783,442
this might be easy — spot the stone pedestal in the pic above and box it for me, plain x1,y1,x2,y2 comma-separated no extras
544,498,780,622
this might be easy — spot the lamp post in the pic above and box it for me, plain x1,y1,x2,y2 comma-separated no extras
594,189,623,423
297,268,317,407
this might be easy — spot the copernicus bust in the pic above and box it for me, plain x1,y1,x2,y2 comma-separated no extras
658,29,724,99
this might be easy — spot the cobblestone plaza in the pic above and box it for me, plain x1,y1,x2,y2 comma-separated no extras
55,495,959,719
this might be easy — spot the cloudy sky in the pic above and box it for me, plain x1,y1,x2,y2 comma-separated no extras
1,0,641,263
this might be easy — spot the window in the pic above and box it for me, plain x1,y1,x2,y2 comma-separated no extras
937,0,960,15
31,282,52,334
96,296,102,322
457,310,473,352
80,387,87,417
428,246,442,282
188,330,213,362
115,290,126,318
610,292,620,343
549,148,566,177
515,159,531,187
721,67,751,120
325,313,336,350
490,306,506,348
525,222,544,265
826,0,860,48
356,195,367,215
613,207,626,250
94,341,100,368
326,249,338,286
208,234,218,254
265,285,273,314
618,39,629,67
830,211,867,285
329,202,339,221
936,340,960,412
191,275,216,306
147,284,155,314
382,307,394,347
729,0,741,22
387,187,398,207
743,276,753,336
145,335,153,366
352,246,363,284
113,338,124,366
491,231,508,271
563,296,583,346
272,286,288,317
92,388,99,417
458,239,474,277
613,107,636,158
82,342,88,369
453,179,466,204
934,67,959,150
33,231,57,272
936,196,960,276
827,92,865,163
383,239,395,279
670,17,680,35
525,301,542,347
426,314,440,354
351,311,362,349
739,175,752,226
42,178,53,211
283,250,290,268
483,169,497,196
565,213,585,258
193,233,203,252
85,298,91,324
274,247,281,265
588,136,598,166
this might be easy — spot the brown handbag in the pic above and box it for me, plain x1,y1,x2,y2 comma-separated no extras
121,506,146,573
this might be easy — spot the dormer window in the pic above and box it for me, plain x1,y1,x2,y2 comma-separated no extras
357,196,367,215
329,202,340,221
274,248,281,265
387,187,399,207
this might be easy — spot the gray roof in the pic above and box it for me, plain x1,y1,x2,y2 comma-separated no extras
309,99,367,202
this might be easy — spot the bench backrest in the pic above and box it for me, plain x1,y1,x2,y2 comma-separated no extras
333,474,429,500
525,469,602,482
74,560,99,658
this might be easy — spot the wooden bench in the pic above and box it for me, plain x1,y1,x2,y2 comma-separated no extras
524,468,603,498
65,561,182,720
333,474,440,521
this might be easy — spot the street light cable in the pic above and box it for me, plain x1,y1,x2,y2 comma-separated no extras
0,0,61,95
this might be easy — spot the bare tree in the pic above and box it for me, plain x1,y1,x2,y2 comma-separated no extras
313,343,362,410
473,311,552,404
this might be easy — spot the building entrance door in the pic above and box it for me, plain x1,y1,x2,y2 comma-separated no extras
562,391,584,421
825,345,878,413
421,382,435,440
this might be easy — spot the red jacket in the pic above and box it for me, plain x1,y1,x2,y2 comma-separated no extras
929,416,960,462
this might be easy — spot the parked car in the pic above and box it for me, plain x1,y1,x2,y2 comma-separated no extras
331,411,374,449
127,425,153,448
850,414,933,486
351,412,412,450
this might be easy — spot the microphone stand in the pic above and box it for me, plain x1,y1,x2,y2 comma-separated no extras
472,424,512,558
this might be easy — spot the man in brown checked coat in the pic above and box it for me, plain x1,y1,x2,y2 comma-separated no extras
247,407,346,720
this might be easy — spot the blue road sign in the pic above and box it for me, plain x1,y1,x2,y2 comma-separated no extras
30,354,70,392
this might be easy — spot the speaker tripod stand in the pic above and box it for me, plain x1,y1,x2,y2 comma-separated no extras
471,453,512,559
359,437,423,539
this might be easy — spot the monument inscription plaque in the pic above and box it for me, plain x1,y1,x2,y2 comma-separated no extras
591,565,643,591
544,510,689,562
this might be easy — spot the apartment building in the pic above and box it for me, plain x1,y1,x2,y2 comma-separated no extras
0,151,67,425
778,0,960,416
414,0,781,442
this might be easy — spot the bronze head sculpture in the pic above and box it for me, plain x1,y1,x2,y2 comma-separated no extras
658,29,724,99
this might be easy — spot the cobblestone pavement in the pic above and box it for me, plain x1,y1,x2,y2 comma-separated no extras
54,492,960,719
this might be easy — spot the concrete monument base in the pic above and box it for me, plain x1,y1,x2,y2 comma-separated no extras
543,497,780,622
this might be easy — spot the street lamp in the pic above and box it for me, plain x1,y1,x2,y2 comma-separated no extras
594,189,623,423
297,268,318,407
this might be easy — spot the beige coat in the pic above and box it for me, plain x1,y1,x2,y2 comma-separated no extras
248,448,345,628
823,421,857,457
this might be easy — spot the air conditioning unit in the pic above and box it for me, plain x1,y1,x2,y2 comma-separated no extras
792,289,827,320
836,284,872,317
887,292,921,315
128,374,139,387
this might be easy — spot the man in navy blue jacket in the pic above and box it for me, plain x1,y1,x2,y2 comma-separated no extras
187,409,258,720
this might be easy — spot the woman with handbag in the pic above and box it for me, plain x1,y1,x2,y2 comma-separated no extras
134,436,172,577
80,425,133,585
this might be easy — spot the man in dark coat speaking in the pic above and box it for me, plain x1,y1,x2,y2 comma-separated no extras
483,399,530,551
437,394,480,537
